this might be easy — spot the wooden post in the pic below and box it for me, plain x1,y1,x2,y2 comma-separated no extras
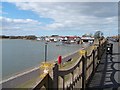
72,71,74,86
98,39,101,59
97,47,100,61
82,52,87,90
48,74,53,89
92,50,95,73
62,76,65,90
53,63,58,90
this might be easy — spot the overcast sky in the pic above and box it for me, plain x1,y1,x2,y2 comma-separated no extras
1,2,118,36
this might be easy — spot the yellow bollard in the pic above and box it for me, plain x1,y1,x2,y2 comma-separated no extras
92,45,96,50
40,62,54,78
80,50,86,56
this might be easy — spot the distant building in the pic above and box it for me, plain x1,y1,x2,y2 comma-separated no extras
36,37,41,41
42,35,81,44
60,36,81,44
40,36,46,41
43,35,61,42
81,37,94,43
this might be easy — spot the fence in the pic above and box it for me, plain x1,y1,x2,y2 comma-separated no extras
33,40,107,90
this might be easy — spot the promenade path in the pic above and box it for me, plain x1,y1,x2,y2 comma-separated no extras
86,41,120,90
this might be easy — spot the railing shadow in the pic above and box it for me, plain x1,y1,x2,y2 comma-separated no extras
86,53,120,90
112,53,120,55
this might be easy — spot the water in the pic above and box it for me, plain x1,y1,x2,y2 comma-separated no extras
2,39,82,80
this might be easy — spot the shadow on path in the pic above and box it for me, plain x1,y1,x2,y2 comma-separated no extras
86,51,120,90
112,53,120,55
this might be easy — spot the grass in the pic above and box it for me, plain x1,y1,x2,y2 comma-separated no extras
59,45,94,70
60,54,81,69
57,44,96,83
16,76,40,88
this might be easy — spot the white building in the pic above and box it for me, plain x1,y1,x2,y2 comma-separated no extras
81,37,94,43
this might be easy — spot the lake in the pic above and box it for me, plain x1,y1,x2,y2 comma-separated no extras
2,39,82,80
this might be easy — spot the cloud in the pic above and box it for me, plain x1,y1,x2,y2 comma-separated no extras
1,17,40,24
2,2,118,36
12,2,118,30
3,0,120,2
1,17,41,30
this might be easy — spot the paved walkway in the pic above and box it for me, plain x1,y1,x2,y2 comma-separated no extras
87,42,120,90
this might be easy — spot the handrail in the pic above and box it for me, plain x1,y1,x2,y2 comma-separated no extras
58,57,83,76
61,50,80,64
86,61,93,70
33,74,48,89
87,51,93,59
33,74,53,89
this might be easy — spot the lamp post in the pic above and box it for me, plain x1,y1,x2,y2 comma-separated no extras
45,42,48,62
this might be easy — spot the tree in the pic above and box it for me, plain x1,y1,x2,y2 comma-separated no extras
82,33,93,37
82,34,88,37
94,31,103,39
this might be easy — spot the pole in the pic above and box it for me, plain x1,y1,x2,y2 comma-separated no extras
45,42,47,62
82,52,87,90
53,63,58,89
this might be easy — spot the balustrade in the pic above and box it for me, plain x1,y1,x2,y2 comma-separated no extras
34,40,107,90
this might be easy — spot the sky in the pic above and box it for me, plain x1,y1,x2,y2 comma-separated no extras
0,2,119,37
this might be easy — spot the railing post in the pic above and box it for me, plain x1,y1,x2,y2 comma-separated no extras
82,52,87,90
62,76,65,90
72,71,74,87
98,39,101,60
47,74,53,89
97,47,100,61
92,50,95,73
53,63,58,90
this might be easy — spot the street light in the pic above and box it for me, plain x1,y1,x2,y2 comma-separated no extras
45,42,48,62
